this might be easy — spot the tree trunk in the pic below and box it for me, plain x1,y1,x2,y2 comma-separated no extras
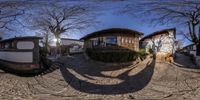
56,37,61,57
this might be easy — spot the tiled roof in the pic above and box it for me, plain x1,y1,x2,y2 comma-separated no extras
80,28,143,40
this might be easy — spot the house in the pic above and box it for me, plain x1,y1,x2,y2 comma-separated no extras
0,36,42,74
178,44,196,56
80,28,143,51
49,38,84,56
61,38,84,54
178,44,200,67
140,28,176,61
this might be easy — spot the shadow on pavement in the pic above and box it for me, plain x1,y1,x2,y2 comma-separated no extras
174,53,199,69
58,54,155,95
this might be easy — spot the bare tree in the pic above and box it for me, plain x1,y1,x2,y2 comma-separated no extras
36,27,54,57
30,3,95,55
123,1,200,55
0,1,26,30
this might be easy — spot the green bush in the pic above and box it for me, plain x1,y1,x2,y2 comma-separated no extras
86,48,145,63
148,48,154,54
138,49,148,60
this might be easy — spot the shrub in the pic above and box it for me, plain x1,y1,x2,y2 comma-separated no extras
149,48,154,54
138,49,148,60
86,48,143,63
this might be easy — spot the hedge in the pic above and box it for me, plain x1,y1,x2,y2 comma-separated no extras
86,48,148,63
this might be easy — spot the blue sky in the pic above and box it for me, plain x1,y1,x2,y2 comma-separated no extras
2,0,191,46
76,10,175,39
73,1,188,45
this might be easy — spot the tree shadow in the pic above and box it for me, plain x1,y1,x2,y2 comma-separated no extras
174,53,199,69
58,54,155,94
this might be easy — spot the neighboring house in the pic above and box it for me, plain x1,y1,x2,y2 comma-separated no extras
61,38,84,54
178,44,196,56
178,44,200,67
140,28,176,61
48,38,84,56
0,36,42,73
80,28,143,51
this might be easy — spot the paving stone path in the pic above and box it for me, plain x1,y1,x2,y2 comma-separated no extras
0,54,200,100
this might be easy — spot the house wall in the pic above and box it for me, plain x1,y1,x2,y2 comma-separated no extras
83,33,140,51
0,38,41,72
0,51,33,63
141,30,176,61
117,34,138,50
190,51,196,56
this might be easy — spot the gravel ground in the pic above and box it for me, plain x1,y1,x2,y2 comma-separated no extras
0,54,200,100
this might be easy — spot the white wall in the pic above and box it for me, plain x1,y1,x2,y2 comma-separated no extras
143,30,176,54
0,51,33,63
190,51,196,57
69,45,83,53
193,45,197,51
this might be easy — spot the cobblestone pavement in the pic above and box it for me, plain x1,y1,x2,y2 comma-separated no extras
0,54,200,100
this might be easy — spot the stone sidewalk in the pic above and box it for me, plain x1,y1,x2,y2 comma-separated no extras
0,54,200,100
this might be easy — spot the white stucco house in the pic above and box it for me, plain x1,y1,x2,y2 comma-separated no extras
140,28,176,61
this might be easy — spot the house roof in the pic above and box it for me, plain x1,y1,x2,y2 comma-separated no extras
0,36,42,43
177,43,195,52
80,28,143,40
182,44,195,49
140,28,176,41
61,38,84,42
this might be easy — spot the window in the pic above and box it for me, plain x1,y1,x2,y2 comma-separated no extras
92,40,98,46
17,41,34,49
132,40,134,44
125,38,128,43
5,43,9,49
121,38,124,44
106,36,117,46
99,37,104,46
129,39,132,44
